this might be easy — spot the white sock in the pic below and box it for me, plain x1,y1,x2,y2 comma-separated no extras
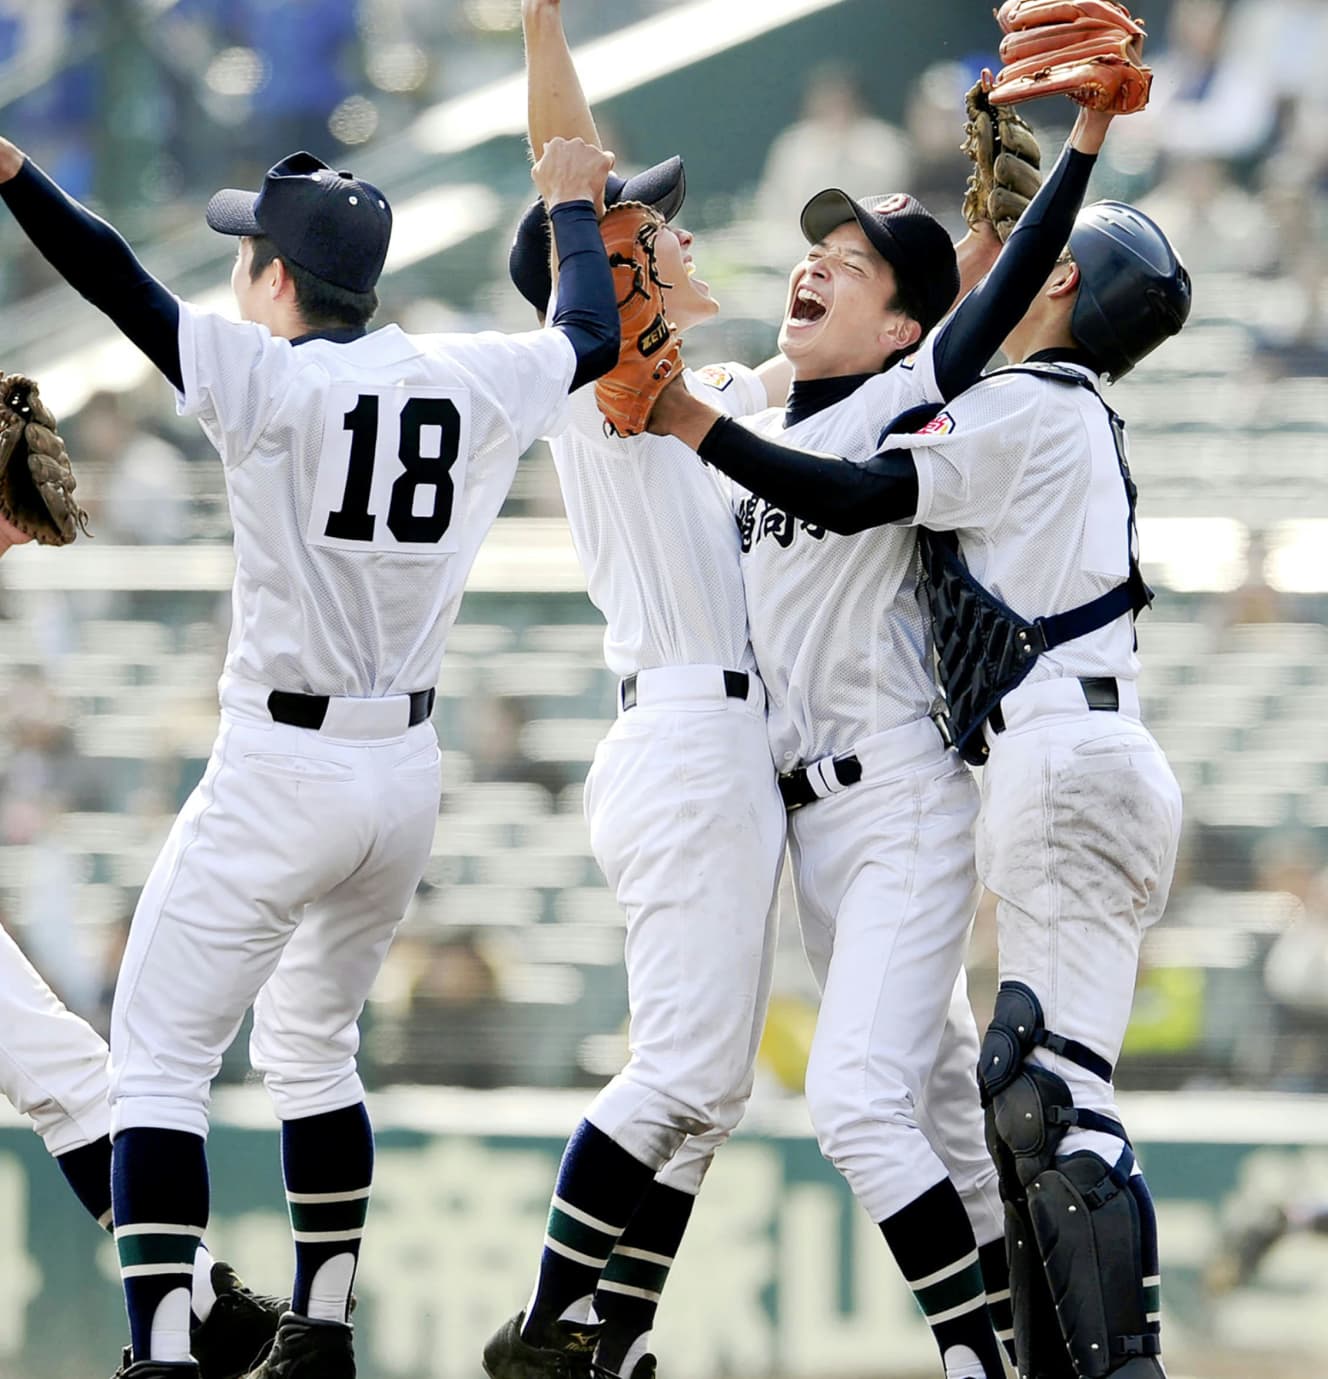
620,1333,652,1378
557,1295,596,1325
149,1286,194,1363
191,1244,217,1324
306,1254,356,1323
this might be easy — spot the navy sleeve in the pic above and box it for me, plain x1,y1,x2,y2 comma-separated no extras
0,160,182,391
547,199,620,391
929,142,1096,404
697,416,918,534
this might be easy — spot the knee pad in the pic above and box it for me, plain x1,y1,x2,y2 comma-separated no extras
980,983,1077,1197
1026,1148,1162,1378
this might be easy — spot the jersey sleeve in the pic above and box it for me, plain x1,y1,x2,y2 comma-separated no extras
686,361,768,419
887,373,1046,531
434,327,577,452
176,302,295,467
856,328,946,441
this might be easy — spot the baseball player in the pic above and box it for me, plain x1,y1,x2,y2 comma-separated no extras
484,8,1020,1379
653,198,1191,1379
648,103,1123,1379
0,128,620,1379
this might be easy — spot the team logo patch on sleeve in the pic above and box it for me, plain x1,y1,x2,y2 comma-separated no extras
917,410,955,436
695,363,734,392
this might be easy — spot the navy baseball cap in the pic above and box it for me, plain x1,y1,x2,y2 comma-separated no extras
206,151,393,294
801,190,959,336
509,155,686,312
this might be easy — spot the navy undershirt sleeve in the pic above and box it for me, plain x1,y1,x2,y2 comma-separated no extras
547,200,620,392
0,159,182,390
697,416,918,534
929,142,1096,403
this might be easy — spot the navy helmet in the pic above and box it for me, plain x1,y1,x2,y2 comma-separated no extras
1069,201,1191,381
509,155,685,312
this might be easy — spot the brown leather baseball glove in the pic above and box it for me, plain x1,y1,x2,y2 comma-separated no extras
0,374,88,546
593,202,684,439
987,0,1152,115
961,80,1043,241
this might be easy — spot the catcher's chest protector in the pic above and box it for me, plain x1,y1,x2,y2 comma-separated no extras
917,365,1152,764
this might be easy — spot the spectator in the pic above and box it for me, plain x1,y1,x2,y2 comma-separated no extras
754,62,911,266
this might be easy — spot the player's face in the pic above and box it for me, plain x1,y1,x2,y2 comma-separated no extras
653,223,721,331
779,222,921,378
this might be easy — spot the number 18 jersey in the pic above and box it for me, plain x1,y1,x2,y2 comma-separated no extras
177,303,577,697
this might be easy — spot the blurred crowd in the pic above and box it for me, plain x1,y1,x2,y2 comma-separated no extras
1,0,1327,1097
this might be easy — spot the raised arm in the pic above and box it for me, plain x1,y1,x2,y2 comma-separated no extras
929,107,1112,402
0,139,182,391
532,137,620,390
524,0,600,158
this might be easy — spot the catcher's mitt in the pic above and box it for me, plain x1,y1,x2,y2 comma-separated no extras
0,375,88,547
986,0,1152,116
594,201,684,439
961,80,1043,241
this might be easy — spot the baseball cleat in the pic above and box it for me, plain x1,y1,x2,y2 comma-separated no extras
191,1260,286,1379
483,1311,619,1379
238,1310,354,1379
110,1349,200,1378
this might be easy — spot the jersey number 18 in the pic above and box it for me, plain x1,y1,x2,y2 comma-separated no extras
322,393,463,547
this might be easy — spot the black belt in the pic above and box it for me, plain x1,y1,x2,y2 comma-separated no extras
620,669,749,711
778,751,864,811
987,676,1119,736
267,687,436,730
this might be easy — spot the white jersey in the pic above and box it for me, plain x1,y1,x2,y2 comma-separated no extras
735,335,945,769
553,362,768,677
893,359,1141,684
176,304,576,696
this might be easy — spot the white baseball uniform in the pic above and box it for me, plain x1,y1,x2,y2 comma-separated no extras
109,310,580,1139
0,922,111,1156
894,361,1183,1155
551,365,786,1189
726,334,1001,1232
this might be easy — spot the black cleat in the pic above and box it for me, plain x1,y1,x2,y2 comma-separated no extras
239,1311,354,1379
110,1348,200,1378
192,1261,287,1379
483,1312,618,1379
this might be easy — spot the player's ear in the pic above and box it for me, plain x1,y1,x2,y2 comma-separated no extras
1047,261,1080,299
881,313,923,353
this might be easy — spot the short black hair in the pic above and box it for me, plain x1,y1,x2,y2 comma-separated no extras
247,235,379,329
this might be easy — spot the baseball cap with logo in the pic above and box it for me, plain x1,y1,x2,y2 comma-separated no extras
800,190,959,336
509,155,686,312
206,151,393,295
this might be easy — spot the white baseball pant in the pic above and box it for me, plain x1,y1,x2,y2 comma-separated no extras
109,676,441,1139
581,666,785,1181
788,716,990,1225
978,677,1182,1158
0,922,111,1154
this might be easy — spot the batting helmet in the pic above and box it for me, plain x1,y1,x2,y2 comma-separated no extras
1069,201,1192,381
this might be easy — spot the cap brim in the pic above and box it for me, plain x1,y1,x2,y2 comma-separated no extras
205,188,263,237
608,155,686,221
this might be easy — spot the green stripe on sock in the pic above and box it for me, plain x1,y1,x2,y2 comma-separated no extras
913,1259,986,1319
1143,1283,1161,1315
601,1252,671,1296
288,1198,370,1235
116,1232,201,1270
548,1206,620,1260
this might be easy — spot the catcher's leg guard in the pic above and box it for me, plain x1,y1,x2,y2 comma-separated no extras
1026,1148,1163,1378
980,984,1079,1379
980,983,1161,1379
